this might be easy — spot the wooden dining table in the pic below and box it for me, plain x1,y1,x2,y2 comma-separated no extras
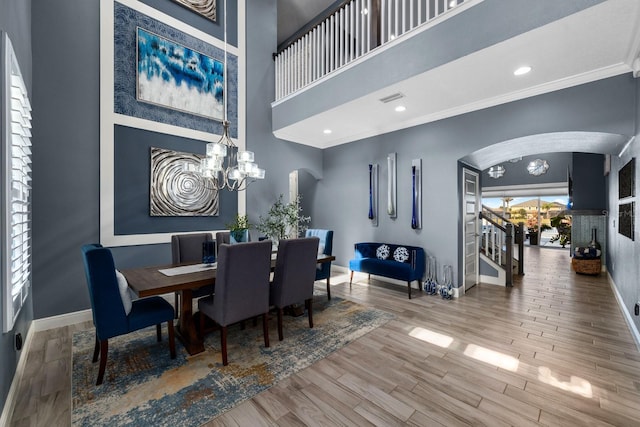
121,254,336,355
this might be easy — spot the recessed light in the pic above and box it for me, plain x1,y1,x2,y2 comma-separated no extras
395,105,406,112
514,66,532,76
323,129,332,135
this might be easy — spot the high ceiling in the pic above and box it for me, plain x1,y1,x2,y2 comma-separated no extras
273,0,640,156
277,0,336,46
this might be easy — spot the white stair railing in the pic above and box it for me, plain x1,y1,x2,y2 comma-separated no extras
275,0,469,101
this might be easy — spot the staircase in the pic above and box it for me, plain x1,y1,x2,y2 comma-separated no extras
479,205,524,286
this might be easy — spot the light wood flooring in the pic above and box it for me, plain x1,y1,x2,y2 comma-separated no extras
8,247,640,426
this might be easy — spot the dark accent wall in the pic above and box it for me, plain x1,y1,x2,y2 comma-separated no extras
482,153,572,189
30,0,238,323
0,0,32,414
572,153,607,210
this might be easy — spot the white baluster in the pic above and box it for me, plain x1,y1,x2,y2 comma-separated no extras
330,14,335,72
367,0,371,51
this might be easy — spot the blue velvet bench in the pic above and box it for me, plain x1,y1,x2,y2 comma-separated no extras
349,242,425,299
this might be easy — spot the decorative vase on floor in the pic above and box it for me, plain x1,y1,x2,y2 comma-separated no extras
589,228,601,250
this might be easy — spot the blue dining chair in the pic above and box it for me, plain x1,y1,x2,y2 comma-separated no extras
81,244,176,385
305,229,334,299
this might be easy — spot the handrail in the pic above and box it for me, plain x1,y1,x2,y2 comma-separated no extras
274,0,470,101
481,204,511,224
480,205,523,285
479,211,506,232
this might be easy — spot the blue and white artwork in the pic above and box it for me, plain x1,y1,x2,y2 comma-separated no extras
137,27,224,121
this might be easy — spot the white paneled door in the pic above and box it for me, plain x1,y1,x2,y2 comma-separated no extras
462,168,479,293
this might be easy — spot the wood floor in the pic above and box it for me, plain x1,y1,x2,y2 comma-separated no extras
8,247,640,426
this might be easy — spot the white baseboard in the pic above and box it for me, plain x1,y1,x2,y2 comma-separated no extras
607,272,640,352
479,274,506,286
32,308,93,332
0,321,34,426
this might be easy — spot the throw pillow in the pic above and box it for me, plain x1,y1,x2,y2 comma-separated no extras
376,244,390,260
393,246,410,263
115,269,133,315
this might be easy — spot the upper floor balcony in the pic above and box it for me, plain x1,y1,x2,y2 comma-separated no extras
272,0,640,149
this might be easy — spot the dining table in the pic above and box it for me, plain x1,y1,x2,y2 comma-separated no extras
121,254,336,355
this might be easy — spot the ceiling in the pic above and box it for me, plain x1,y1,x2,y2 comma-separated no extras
277,0,336,46
273,0,640,156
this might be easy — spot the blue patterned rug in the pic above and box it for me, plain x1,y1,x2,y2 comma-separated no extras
72,296,393,426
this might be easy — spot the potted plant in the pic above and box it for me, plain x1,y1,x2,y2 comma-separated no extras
549,215,571,248
256,194,311,243
527,217,551,245
226,214,250,243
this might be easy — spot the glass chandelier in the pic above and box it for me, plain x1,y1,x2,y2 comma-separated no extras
185,0,264,191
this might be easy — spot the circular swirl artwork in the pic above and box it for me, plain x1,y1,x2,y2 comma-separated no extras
150,147,219,216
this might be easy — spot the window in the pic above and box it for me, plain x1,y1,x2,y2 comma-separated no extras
2,33,32,332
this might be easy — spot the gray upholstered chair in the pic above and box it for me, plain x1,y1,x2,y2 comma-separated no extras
305,229,334,299
269,237,320,341
171,233,215,318
198,240,272,366
215,231,230,251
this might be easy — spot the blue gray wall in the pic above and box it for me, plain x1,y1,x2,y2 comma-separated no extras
0,0,32,414
245,0,323,230
607,78,640,337
572,153,607,210
319,75,636,286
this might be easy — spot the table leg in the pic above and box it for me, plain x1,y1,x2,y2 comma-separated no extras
175,288,205,355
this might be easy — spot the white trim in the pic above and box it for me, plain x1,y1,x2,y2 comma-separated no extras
0,321,33,426
31,309,93,332
607,272,640,352
100,0,246,247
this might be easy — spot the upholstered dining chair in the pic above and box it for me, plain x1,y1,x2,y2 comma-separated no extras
215,231,230,251
305,229,334,299
81,244,176,385
171,233,215,318
270,237,320,341
198,240,272,366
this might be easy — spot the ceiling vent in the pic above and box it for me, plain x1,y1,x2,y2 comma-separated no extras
379,92,405,103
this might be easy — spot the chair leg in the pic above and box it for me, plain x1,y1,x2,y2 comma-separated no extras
92,334,100,363
349,271,353,289
167,320,176,359
220,326,228,366
156,324,162,342
97,339,108,385
326,277,331,300
262,313,270,348
174,292,180,319
277,307,284,341
306,298,314,329
199,310,205,339
408,281,412,299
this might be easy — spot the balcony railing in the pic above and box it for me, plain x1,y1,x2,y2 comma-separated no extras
275,0,470,101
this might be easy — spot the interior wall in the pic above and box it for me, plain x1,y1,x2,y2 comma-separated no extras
320,75,636,287
244,0,323,233
0,0,32,413
607,77,640,338
481,152,572,189
30,0,240,320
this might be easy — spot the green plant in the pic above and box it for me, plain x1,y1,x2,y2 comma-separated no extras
549,215,571,247
225,214,250,232
257,194,311,241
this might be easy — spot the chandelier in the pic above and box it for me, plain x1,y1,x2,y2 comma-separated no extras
184,0,264,191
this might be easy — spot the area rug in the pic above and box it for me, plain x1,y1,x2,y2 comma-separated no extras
72,296,393,426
